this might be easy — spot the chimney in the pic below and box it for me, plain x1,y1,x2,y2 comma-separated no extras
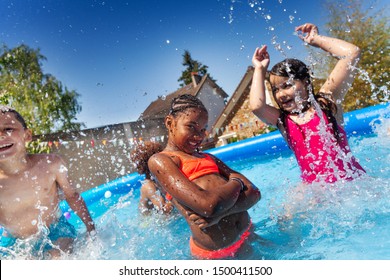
191,72,202,87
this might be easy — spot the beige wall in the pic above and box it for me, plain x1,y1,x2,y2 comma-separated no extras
40,119,167,193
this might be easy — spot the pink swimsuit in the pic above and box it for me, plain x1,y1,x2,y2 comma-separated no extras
284,110,365,183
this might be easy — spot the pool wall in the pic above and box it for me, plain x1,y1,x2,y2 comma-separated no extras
60,102,390,213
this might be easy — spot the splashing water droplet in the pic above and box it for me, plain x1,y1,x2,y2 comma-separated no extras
64,212,71,220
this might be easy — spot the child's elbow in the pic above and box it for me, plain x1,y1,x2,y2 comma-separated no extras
198,197,226,218
251,104,265,117
254,188,261,202
351,46,361,61
248,185,261,202
200,200,219,217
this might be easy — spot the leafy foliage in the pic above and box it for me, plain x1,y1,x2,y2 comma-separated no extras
0,44,84,135
26,138,51,154
177,50,216,87
322,0,389,111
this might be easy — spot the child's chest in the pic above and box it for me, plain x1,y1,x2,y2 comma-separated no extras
0,171,58,211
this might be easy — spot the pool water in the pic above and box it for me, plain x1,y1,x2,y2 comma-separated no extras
2,121,389,260
66,121,390,260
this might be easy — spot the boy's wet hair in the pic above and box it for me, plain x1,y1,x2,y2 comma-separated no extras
0,105,28,129
130,141,163,176
168,94,208,117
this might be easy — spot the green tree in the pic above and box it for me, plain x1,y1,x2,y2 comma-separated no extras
0,44,84,135
177,50,215,87
321,0,389,111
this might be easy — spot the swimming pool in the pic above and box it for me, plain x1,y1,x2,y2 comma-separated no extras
2,104,389,260
63,103,390,260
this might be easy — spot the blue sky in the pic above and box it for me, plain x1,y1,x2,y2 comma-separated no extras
0,0,383,129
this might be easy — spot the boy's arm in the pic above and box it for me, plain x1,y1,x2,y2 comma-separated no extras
54,156,95,233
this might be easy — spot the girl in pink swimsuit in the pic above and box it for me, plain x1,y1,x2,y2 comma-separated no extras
148,94,261,259
249,22,365,184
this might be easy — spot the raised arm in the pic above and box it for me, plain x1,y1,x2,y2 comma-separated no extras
249,45,281,126
54,156,95,233
297,23,361,120
148,153,242,217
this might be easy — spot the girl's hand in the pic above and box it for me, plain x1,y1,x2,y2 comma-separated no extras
188,212,221,230
295,23,319,45
252,45,270,71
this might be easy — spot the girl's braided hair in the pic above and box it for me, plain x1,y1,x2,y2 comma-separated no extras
168,94,207,117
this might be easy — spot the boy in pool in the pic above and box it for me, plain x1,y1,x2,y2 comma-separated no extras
148,94,261,259
250,23,365,184
130,141,173,215
0,106,95,259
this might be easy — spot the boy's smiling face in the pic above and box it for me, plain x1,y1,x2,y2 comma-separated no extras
0,112,32,160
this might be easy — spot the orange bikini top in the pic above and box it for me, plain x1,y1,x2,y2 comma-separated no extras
162,152,219,181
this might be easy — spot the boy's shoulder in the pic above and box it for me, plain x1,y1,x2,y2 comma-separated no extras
28,153,65,168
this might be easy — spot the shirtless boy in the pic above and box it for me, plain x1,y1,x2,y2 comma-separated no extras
0,106,95,258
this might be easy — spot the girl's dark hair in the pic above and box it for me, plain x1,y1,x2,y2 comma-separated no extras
169,94,207,117
0,106,28,129
271,59,341,143
130,141,163,177
270,58,311,81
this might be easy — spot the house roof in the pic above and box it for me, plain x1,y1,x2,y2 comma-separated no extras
211,66,255,134
139,74,228,120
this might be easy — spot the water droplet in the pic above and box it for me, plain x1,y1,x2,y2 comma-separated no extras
104,191,112,198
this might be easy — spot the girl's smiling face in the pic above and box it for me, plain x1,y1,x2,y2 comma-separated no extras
270,75,310,114
167,108,208,154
